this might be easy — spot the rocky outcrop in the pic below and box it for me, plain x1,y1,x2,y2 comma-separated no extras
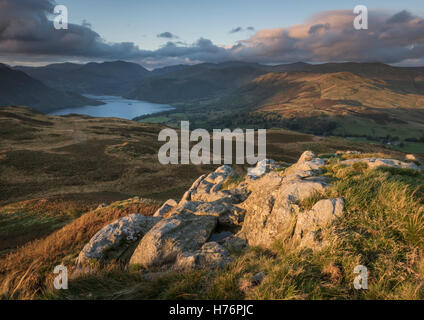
78,149,423,274
238,151,330,247
248,159,281,180
129,212,217,268
341,158,421,170
283,150,326,179
77,214,161,267
179,165,237,203
153,199,177,218
169,198,245,228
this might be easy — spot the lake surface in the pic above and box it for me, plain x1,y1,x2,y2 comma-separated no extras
49,95,174,120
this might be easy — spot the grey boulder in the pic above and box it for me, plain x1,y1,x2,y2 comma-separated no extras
175,242,232,270
77,214,161,267
129,212,217,268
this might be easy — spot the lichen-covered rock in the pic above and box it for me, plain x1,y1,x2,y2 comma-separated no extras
196,199,245,228
179,165,235,204
129,212,217,268
294,198,344,248
248,158,280,180
341,158,421,170
284,151,326,179
175,242,232,270
171,198,245,228
77,214,161,267
153,199,177,218
239,151,329,247
179,174,207,204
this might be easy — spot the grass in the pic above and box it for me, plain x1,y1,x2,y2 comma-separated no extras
297,192,328,211
1,106,408,206
138,116,171,124
0,198,160,299
0,192,131,256
39,160,424,300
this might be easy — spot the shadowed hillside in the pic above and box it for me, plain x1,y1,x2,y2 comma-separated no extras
0,64,102,113
16,61,150,96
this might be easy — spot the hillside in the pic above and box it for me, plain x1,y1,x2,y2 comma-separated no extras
239,71,424,140
128,62,265,103
16,61,150,96
1,107,423,299
0,64,102,113
0,106,407,256
1,143,423,299
132,62,424,153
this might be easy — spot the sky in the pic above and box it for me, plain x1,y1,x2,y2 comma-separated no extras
1,0,424,68
58,0,424,50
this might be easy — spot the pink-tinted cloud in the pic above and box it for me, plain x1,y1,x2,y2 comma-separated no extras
232,9,424,64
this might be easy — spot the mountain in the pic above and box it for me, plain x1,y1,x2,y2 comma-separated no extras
128,61,266,103
16,61,150,96
0,64,102,113
128,61,424,104
10,59,424,150
228,70,424,140
150,64,190,76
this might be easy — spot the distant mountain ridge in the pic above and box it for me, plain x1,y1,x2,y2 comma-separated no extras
8,60,424,146
15,61,150,96
0,64,102,113
15,60,424,104
126,61,424,104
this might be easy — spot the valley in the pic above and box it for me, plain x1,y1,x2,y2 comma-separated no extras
4,60,424,155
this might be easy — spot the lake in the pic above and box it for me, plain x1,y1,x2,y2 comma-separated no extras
49,95,174,120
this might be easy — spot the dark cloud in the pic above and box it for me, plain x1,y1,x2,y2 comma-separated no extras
0,0,145,60
157,32,179,39
308,23,330,34
230,26,255,34
229,27,243,34
387,10,414,24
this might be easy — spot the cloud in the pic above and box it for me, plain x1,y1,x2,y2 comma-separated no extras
157,32,179,39
387,10,414,24
229,27,243,34
1,2,424,67
230,26,255,34
308,23,330,34
232,9,424,64
0,0,227,67
0,0,146,60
